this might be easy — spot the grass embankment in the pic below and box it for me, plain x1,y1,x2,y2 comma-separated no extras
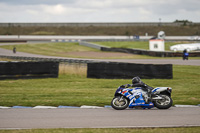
1,25,200,36
0,64,199,107
0,127,200,133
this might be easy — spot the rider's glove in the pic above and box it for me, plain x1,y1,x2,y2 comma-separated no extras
126,84,131,88
120,85,126,88
141,82,147,87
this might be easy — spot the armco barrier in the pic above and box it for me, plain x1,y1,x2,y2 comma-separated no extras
0,61,59,79
101,47,200,57
0,55,95,64
87,62,173,79
78,41,200,57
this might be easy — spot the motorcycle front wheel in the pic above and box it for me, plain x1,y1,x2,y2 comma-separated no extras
111,96,129,110
153,94,173,109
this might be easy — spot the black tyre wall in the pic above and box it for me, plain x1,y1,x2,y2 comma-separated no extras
0,61,59,79
87,62,172,79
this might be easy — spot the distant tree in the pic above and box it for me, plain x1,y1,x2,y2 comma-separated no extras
125,31,130,36
174,20,192,26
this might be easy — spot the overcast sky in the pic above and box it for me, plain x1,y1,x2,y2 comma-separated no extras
0,0,199,22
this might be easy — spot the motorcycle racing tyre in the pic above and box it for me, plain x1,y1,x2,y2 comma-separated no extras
111,96,129,110
153,94,173,109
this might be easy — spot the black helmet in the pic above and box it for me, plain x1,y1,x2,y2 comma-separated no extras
132,76,141,84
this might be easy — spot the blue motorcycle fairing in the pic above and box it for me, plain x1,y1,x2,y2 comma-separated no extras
114,87,123,96
115,87,154,109
152,88,159,93
129,102,154,109
114,87,141,95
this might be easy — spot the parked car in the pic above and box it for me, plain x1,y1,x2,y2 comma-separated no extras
170,43,200,52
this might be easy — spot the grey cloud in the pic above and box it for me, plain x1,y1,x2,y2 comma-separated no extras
0,0,75,5
0,0,199,22
141,0,200,16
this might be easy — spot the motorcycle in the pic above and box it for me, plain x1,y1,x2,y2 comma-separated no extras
111,85,173,110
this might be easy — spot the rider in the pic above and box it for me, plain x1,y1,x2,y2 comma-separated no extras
121,76,153,102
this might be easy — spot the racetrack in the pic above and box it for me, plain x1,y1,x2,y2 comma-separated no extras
0,42,200,130
0,107,199,129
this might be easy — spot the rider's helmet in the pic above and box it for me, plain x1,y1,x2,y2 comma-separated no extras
132,76,141,84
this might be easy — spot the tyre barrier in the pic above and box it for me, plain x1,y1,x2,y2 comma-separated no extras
101,47,200,57
87,62,173,79
0,61,59,80
1,55,173,79
0,55,95,64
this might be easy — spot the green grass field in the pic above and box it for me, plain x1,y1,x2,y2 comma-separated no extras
0,127,200,133
0,42,98,57
0,64,199,107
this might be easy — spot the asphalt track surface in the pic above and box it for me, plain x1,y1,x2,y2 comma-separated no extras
0,107,200,129
0,48,200,66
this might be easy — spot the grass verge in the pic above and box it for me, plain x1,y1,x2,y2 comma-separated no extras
0,42,98,56
0,64,199,107
0,127,200,133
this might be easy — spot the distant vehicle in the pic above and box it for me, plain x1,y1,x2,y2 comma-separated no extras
170,43,200,52
189,36,200,41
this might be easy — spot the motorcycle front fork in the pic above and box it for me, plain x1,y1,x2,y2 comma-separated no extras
119,96,124,102
143,94,149,103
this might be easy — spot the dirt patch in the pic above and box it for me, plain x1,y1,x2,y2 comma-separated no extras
190,97,198,100
62,51,134,58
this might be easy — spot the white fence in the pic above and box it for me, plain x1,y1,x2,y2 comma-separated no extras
0,35,199,41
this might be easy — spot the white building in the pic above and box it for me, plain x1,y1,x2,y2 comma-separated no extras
149,39,165,51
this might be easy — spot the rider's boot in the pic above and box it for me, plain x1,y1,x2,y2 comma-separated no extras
147,89,152,103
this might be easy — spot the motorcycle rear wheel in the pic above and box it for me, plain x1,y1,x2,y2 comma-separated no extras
111,96,129,110
153,94,173,109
